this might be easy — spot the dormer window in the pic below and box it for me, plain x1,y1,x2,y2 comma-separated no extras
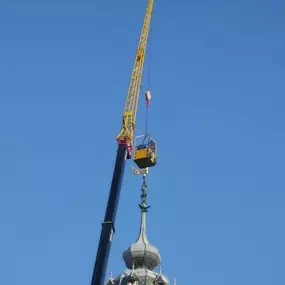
154,274,169,285
127,273,138,285
128,278,136,285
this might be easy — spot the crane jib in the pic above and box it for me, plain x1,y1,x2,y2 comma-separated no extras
116,0,154,156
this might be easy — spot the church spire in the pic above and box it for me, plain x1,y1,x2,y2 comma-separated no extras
123,170,161,270
136,174,151,244
109,167,170,285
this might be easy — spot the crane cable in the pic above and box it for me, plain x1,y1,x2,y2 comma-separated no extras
144,0,156,135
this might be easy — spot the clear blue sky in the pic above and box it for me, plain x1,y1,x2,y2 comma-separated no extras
1,0,285,284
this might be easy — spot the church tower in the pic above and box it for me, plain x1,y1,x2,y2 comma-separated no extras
106,173,171,285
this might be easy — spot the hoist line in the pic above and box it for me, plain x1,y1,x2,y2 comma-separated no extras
145,0,157,136
145,104,149,134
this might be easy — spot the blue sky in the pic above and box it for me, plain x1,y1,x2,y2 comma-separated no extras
1,0,285,284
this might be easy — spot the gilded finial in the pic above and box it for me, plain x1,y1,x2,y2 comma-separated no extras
130,166,149,176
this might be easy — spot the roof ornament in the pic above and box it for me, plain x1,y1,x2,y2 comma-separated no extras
122,166,161,270
130,167,151,212
130,166,149,176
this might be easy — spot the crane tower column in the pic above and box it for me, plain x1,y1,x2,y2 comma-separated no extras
91,144,127,285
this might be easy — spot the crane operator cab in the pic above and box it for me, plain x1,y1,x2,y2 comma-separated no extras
134,133,157,169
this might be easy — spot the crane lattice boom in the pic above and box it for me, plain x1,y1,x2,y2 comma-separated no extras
116,0,154,157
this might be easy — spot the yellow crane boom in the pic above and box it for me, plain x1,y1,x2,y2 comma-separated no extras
116,0,154,158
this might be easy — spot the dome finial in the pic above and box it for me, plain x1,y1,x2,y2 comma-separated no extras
139,174,151,212
136,170,151,243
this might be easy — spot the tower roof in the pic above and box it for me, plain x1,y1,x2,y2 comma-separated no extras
107,170,172,285
122,175,161,270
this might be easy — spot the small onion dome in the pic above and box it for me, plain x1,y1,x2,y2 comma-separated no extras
123,241,161,270
122,211,161,270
